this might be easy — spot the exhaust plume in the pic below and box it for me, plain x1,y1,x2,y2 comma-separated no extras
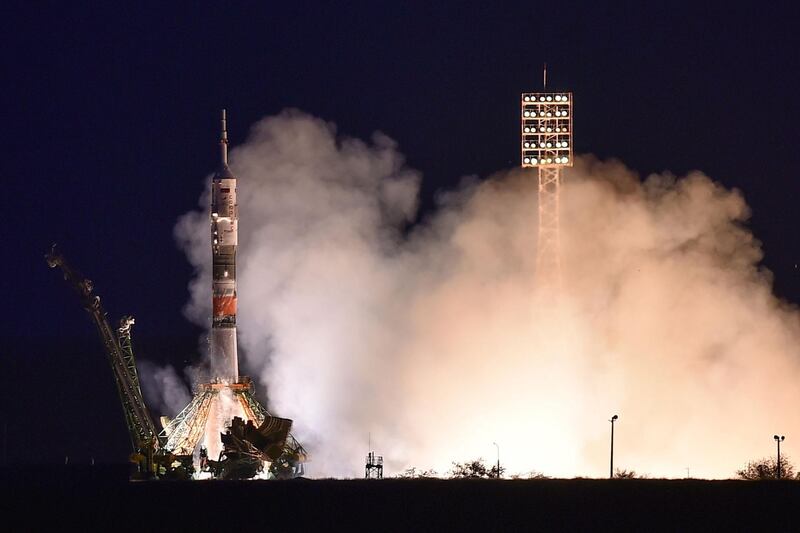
138,361,191,419
175,109,800,478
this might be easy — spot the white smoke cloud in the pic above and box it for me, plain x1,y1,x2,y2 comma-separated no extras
138,361,192,419
175,109,800,479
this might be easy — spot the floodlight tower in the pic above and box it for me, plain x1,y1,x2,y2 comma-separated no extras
520,91,573,293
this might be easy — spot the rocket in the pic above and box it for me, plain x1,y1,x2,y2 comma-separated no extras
210,109,239,383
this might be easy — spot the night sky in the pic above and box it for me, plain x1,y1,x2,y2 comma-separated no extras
2,2,798,465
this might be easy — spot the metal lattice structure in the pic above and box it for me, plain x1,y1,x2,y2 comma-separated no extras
161,387,216,455
160,380,307,474
46,247,161,474
365,451,383,479
521,92,573,293
117,316,143,395
535,166,562,289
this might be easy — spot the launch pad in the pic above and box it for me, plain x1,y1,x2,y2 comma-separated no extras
163,380,269,458
47,111,307,480
161,378,306,479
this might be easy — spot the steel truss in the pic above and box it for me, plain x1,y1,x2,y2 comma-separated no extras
536,166,562,293
160,380,308,474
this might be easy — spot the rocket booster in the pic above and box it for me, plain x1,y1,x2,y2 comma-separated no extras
210,109,239,383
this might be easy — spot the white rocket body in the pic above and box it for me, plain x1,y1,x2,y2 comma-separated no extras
209,110,239,383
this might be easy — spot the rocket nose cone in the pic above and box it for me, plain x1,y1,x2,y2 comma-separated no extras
216,163,236,179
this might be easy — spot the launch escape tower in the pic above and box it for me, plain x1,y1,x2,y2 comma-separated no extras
521,89,573,293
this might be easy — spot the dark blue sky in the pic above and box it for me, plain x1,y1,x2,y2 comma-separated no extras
2,2,798,464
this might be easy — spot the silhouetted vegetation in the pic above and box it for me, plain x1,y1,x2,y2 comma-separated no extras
736,456,796,480
510,471,551,480
395,466,439,479
449,458,505,479
614,468,648,479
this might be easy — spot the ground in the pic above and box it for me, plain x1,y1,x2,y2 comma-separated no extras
1,466,797,531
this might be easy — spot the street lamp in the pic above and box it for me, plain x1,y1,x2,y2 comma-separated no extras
493,442,500,479
774,435,785,479
610,415,619,479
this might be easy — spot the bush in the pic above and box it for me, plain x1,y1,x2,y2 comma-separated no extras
510,471,551,480
614,468,648,479
449,458,505,479
736,456,795,480
395,467,438,479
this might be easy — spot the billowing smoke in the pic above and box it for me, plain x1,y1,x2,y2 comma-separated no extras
175,109,800,478
138,361,191,418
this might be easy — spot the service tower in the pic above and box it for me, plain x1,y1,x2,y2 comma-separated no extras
210,109,239,383
521,91,573,293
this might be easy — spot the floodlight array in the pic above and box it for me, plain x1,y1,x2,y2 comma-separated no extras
521,92,573,167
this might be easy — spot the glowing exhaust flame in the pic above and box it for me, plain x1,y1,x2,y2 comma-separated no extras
201,386,248,461
170,110,800,479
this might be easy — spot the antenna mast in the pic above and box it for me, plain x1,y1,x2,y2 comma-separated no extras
543,63,547,90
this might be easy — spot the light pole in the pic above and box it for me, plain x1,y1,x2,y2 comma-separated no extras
493,442,500,479
609,415,619,479
774,435,785,479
